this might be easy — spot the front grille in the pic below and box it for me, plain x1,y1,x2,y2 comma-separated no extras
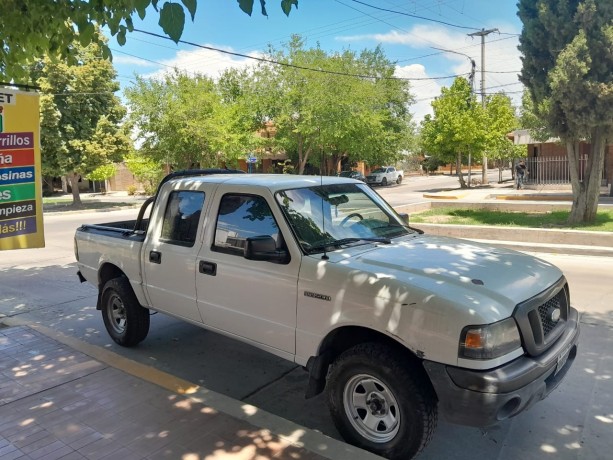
514,277,569,357
537,290,565,337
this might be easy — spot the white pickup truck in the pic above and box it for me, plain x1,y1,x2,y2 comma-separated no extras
365,166,403,186
75,170,579,460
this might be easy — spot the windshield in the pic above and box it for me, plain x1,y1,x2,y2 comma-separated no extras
371,168,386,174
339,171,354,177
275,183,413,254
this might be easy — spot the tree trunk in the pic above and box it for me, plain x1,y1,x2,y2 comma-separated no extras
456,153,467,188
482,153,488,185
68,172,82,207
566,129,605,224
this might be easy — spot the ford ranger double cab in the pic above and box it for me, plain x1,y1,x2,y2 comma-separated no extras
75,169,579,460
366,166,403,186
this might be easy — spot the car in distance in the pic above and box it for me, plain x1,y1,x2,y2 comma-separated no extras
338,170,366,182
366,166,403,186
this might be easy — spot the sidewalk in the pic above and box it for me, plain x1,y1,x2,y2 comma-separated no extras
398,181,613,257
0,324,378,460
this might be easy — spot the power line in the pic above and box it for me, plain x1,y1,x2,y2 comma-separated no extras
132,28,467,82
344,0,481,30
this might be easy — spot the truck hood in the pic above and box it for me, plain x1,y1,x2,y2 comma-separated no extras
320,234,563,321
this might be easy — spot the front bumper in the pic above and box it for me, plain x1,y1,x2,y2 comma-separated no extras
423,307,580,427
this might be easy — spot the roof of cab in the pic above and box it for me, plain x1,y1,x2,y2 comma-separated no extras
168,173,360,192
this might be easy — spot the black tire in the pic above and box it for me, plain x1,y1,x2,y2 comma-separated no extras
396,175,402,185
327,343,437,460
381,177,388,186
101,277,150,347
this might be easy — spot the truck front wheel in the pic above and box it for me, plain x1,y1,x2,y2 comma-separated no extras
327,343,437,460
396,175,402,185
101,277,150,347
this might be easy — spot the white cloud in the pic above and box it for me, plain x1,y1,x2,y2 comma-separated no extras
395,64,441,124
142,45,260,80
341,24,524,120
113,55,158,67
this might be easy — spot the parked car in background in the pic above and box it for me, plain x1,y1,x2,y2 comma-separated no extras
338,170,366,182
366,166,403,186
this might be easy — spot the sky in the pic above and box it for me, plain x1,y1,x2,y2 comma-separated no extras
109,0,524,123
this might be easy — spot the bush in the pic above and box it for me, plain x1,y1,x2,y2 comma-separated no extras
143,184,156,196
126,185,137,196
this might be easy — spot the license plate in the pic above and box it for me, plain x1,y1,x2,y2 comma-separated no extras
555,344,572,375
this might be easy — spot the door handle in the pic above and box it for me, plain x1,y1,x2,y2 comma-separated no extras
149,251,161,264
199,260,217,276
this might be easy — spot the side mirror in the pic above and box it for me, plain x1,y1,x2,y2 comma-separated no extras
244,236,290,264
397,213,424,234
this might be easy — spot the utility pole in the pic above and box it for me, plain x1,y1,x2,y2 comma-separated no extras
468,28,498,185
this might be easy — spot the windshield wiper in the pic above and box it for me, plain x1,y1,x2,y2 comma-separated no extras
308,237,391,253
372,224,424,235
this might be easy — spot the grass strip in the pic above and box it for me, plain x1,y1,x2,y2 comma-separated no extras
409,207,613,232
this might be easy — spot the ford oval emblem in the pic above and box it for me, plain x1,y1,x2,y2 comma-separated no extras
550,308,561,322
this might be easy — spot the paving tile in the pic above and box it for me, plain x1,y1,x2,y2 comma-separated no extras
0,447,27,460
18,433,58,454
66,431,105,451
0,443,20,457
10,427,49,449
98,446,144,460
77,436,123,460
28,440,70,460
56,451,86,460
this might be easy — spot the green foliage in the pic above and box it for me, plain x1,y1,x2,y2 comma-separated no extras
238,0,298,16
1,0,298,82
124,152,165,189
420,77,484,187
519,90,552,142
126,184,138,196
125,70,260,169
483,93,520,162
32,31,130,205
410,207,613,232
249,36,415,174
518,0,613,223
87,164,117,182
281,159,295,174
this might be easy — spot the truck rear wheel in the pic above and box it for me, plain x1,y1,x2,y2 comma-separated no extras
327,343,437,460
101,277,150,347
396,175,402,185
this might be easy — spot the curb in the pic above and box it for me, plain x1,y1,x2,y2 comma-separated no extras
413,223,613,257
0,317,381,460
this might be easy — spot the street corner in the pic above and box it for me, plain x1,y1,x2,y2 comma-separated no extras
422,190,468,200
492,192,574,201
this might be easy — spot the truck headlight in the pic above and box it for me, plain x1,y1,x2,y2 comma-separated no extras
459,318,522,360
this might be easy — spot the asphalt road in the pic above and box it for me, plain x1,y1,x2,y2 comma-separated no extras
1,182,611,459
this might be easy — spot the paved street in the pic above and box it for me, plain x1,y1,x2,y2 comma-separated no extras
1,178,612,459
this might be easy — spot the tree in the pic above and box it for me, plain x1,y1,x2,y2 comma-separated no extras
483,93,522,183
124,152,165,194
518,0,613,224
250,36,415,174
125,70,260,170
87,164,117,193
1,0,298,82
32,33,131,206
420,77,485,188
